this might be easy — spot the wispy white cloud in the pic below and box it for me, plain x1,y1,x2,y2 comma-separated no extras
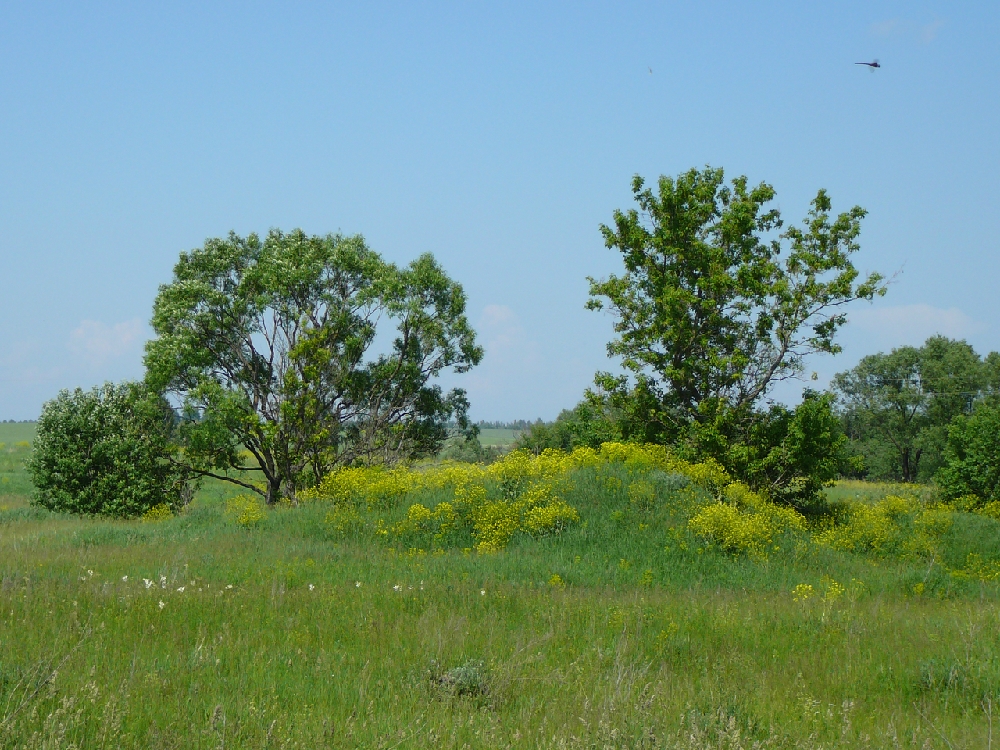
920,19,944,43
480,303,516,327
0,340,62,385
432,303,611,420
451,304,545,414
68,318,144,367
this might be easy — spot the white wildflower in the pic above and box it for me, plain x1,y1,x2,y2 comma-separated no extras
158,601,165,610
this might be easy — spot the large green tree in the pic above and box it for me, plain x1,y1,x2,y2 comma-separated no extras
580,167,884,508
833,336,985,482
587,167,886,438
145,229,482,504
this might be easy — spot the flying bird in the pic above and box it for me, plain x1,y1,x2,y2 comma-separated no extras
855,59,880,69
648,66,653,74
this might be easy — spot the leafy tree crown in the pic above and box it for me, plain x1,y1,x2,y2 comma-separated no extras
588,167,886,422
145,229,482,503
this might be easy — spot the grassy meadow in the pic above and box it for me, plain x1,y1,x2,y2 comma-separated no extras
0,424,34,502
3,437,1000,748
476,428,522,448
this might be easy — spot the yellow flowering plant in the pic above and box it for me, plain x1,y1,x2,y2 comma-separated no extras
814,495,952,559
300,442,734,552
687,482,806,558
225,494,266,529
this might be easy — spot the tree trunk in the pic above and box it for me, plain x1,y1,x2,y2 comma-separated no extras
265,477,282,506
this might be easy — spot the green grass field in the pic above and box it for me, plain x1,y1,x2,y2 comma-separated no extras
0,422,35,444
0,424,34,502
476,428,521,447
3,444,1000,748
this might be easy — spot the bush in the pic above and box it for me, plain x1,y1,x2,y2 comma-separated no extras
513,400,623,453
936,404,1000,505
225,494,266,528
27,382,187,517
437,435,505,464
141,503,174,522
685,391,843,513
813,495,953,558
688,483,806,558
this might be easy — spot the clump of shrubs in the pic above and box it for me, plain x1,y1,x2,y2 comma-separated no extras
936,404,1000,506
27,382,187,517
427,659,490,700
688,482,806,558
813,495,953,558
225,494,266,529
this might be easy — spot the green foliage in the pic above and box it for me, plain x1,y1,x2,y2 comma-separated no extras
427,659,491,702
437,433,505,463
145,229,482,504
683,391,844,512
688,483,806,558
582,167,883,504
514,400,622,453
815,495,953,557
26,382,187,517
834,336,988,482
936,403,1000,505
588,166,885,425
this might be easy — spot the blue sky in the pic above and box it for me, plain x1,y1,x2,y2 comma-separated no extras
1,1,997,421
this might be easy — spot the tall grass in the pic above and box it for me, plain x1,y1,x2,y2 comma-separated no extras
2,446,1000,747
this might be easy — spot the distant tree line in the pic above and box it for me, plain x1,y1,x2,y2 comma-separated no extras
833,336,1000,498
475,420,535,431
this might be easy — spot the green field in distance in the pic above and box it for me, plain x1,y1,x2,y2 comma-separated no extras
476,427,521,447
